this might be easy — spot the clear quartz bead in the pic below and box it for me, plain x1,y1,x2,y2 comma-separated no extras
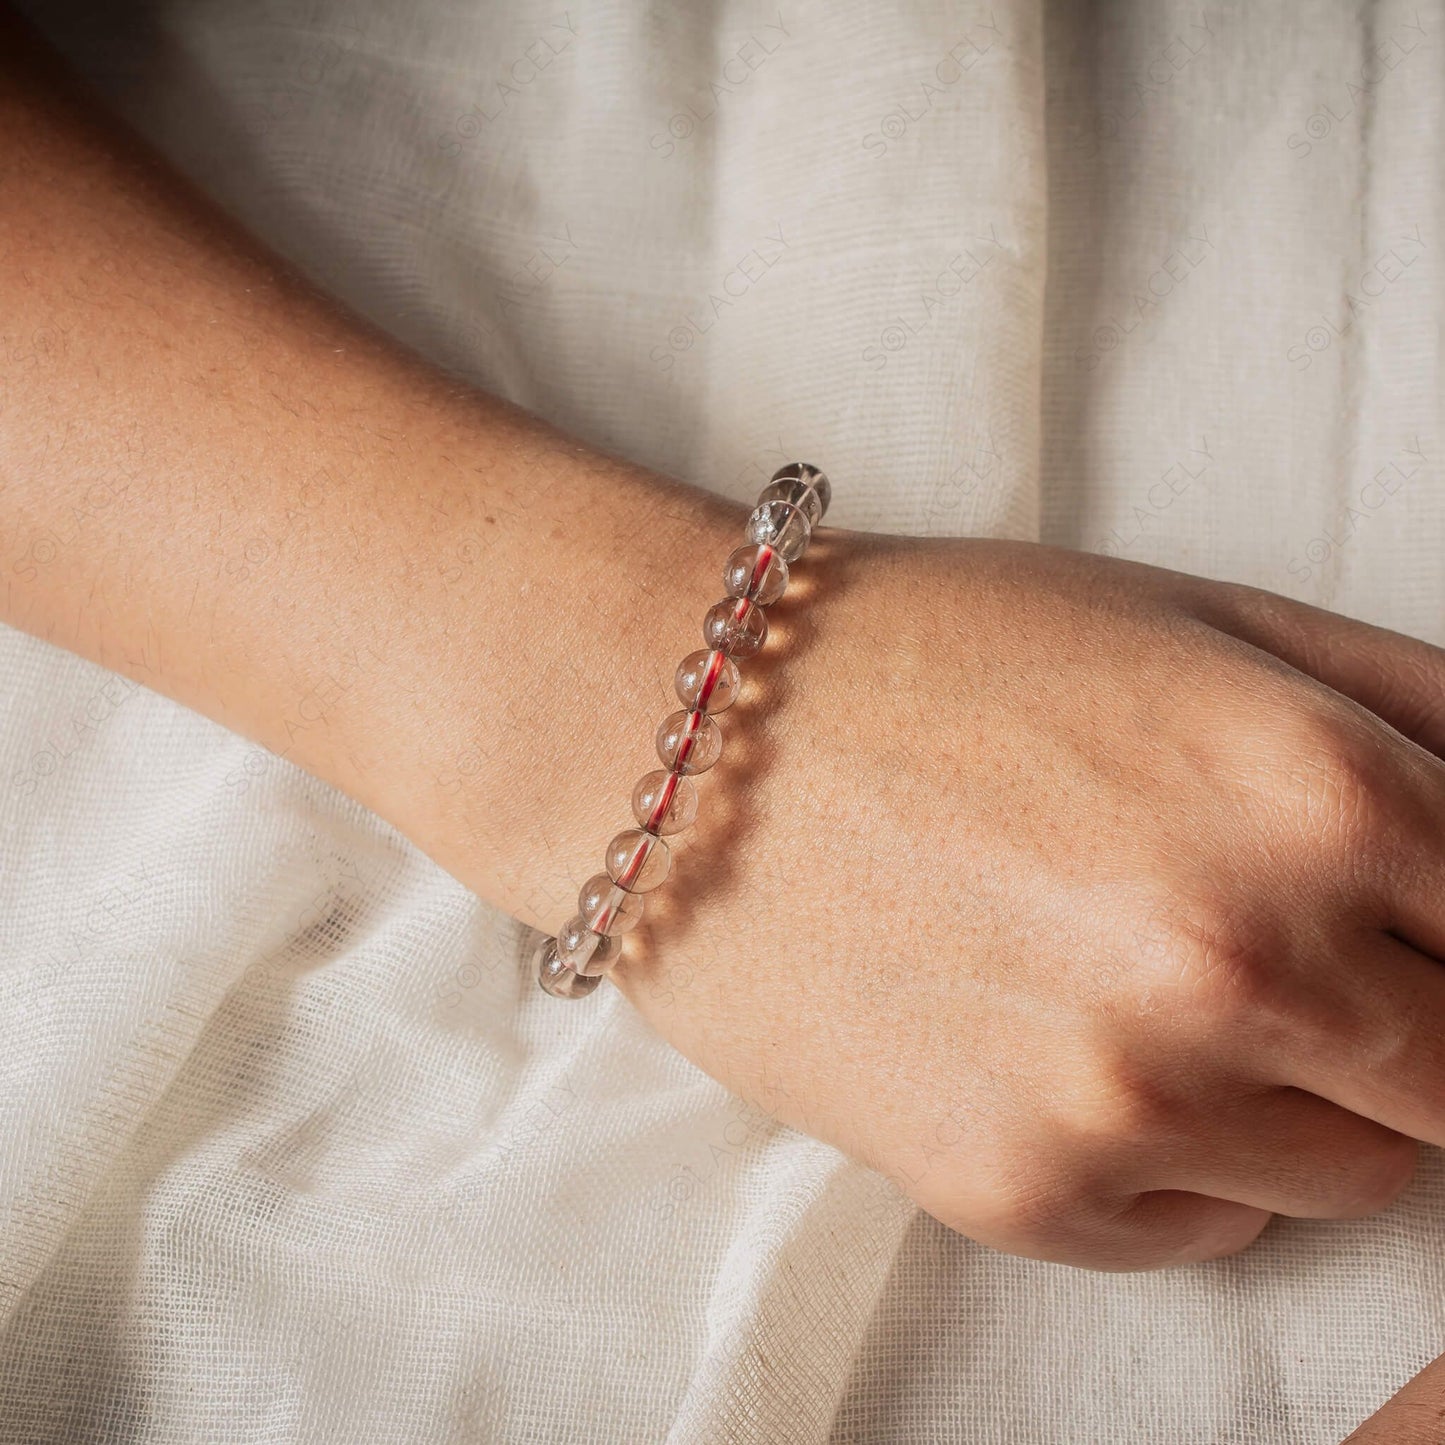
535,936,601,998
722,544,789,606
757,480,822,529
578,873,645,935
556,912,622,974
746,500,811,562
655,708,723,774
575,947,623,979
675,649,741,712
632,769,699,835
767,462,831,521
702,596,768,659
605,828,672,892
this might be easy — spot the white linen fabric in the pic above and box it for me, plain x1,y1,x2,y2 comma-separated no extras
1,0,1441,1440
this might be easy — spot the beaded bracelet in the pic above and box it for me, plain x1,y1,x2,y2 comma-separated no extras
533,461,832,998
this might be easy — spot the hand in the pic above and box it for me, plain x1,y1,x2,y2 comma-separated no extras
612,534,1445,1270
8,5,1445,1277
1344,1348,1445,1441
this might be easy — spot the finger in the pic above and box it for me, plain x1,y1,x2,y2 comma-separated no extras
1189,581,1445,961
961,1180,1272,1272
1344,1349,1445,1443
1189,581,1445,758
1377,795,1445,966
1271,929,1445,1149
1353,733,1445,963
1130,1085,1417,1220
1080,1190,1273,1272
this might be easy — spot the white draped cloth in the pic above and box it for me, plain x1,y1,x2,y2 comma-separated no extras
2,1,1441,1439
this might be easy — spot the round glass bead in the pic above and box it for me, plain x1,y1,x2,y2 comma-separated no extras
722,544,789,606
767,462,831,521
556,912,623,974
632,769,699,835
746,500,811,562
575,947,623,979
605,828,672,893
535,936,601,999
655,708,723,775
675,649,741,713
578,873,645,935
702,596,768,659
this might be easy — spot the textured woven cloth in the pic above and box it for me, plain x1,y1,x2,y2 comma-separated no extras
1,1,1441,1440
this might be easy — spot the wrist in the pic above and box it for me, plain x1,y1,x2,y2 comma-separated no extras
409,421,753,929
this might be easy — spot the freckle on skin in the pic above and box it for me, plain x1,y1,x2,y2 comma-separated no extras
484,515,496,524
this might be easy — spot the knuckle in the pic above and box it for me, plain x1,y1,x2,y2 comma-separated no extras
1306,747,1374,835
1053,1051,1178,1148
995,1181,1064,1243
1150,898,1288,1027
1337,1136,1418,1217
1172,1206,1272,1265
968,1158,1091,1249
1346,991,1435,1084
1109,1188,1271,1267
1276,708,1387,844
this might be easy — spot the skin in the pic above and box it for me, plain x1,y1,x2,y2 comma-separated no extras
4,0,1445,1329
1346,1350,1445,1442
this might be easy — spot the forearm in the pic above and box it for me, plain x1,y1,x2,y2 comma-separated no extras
0,8,745,927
